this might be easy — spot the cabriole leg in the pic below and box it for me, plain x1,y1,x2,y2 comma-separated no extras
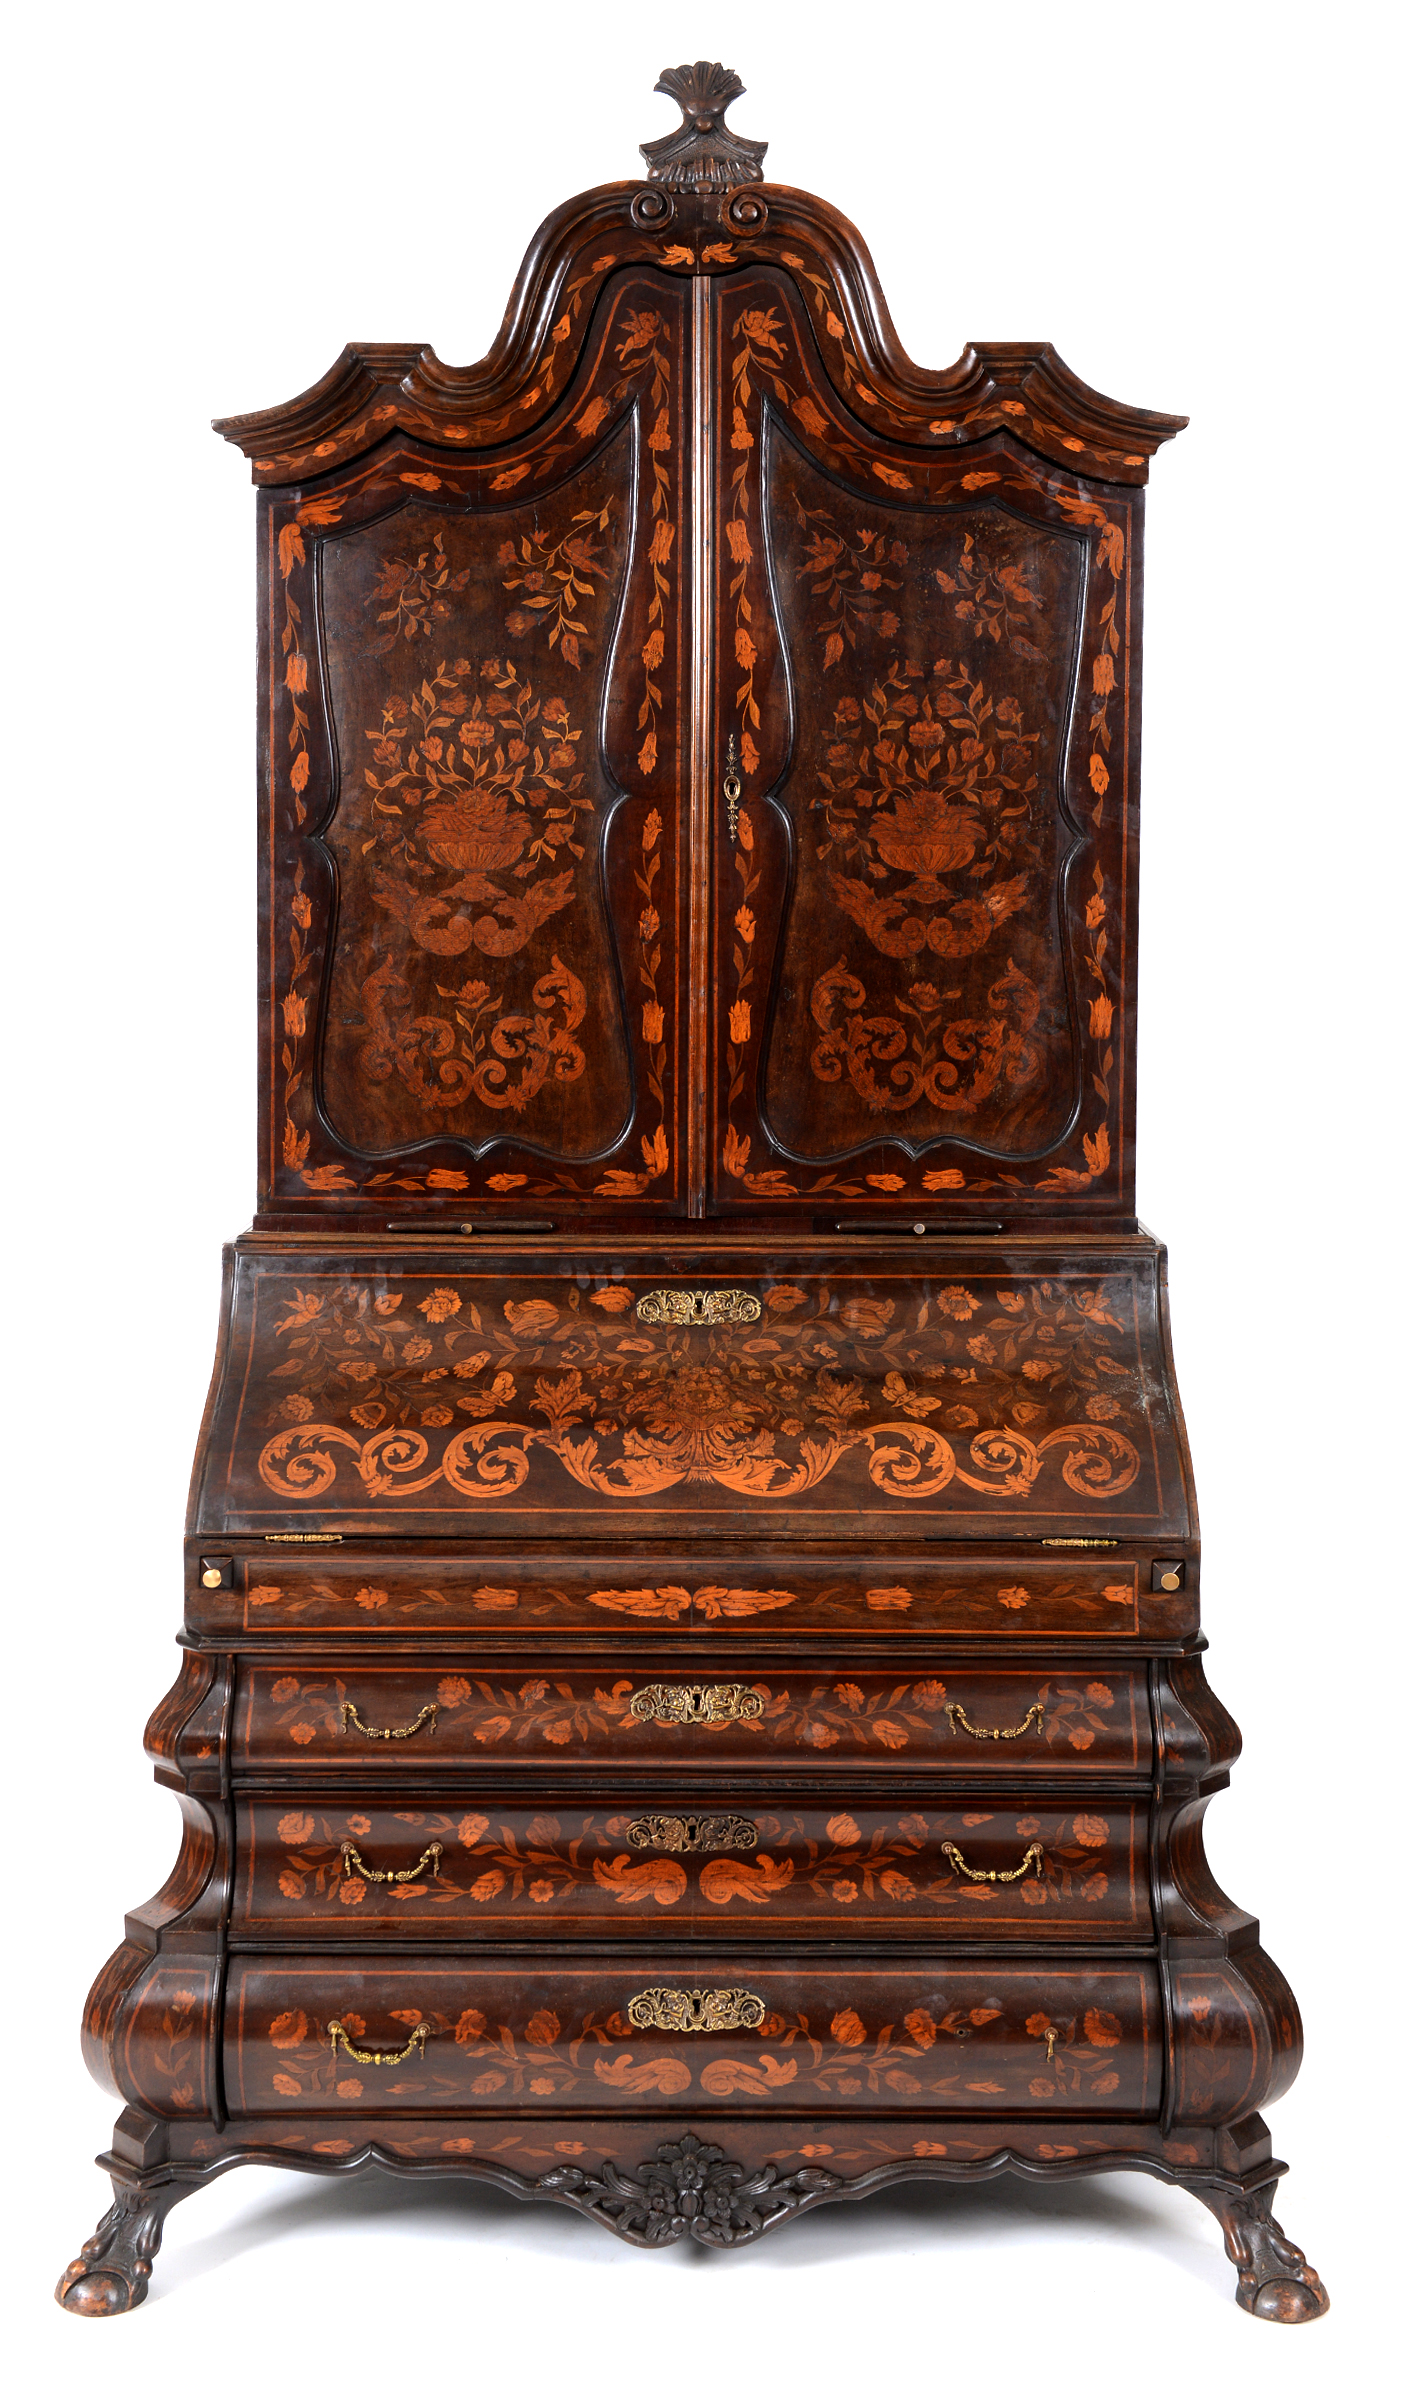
56,2170,196,2315
1192,2178,1329,2322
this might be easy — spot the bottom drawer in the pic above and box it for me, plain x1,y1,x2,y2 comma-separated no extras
224,1956,1161,2118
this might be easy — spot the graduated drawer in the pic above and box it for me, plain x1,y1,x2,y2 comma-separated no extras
233,1664,1148,1775
224,1955,1161,2117
235,1798,1150,1941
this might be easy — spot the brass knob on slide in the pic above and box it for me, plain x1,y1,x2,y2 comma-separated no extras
201,1569,222,1588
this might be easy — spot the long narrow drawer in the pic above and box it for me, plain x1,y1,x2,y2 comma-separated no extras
210,1553,1160,1638
236,1799,1150,1941
224,1955,1162,2117
234,1665,1148,1774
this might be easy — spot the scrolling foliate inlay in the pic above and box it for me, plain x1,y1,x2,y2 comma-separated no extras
319,446,631,1158
267,274,686,1206
714,269,1132,1207
763,449,1080,1156
237,1270,1155,1517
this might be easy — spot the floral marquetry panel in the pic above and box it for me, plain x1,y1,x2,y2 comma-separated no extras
317,447,633,1159
224,1958,1162,2117
192,1246,1191,1536
258,269,690,1213
234,1801,1151,1941
710,267,1138,1214
189,1551,1172,1640
232,1663,1148,1773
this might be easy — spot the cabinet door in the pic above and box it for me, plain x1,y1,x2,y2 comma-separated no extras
707,265,1138,1217
262,271,693,1216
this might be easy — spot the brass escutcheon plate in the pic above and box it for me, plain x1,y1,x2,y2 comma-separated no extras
626,1813,759,1852
627,1986,766,2033
636,1288,761,1326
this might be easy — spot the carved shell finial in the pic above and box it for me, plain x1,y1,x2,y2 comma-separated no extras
641,62,767,194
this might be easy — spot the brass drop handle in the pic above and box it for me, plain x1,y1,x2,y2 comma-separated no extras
946,1700,1044,1743
339,1701,438,1742
328,2018,429,2067
942,1840,1044,1884
627,1986,765,2032
723,730,742,843
341,1840,443,1885
630,1683,764,1725
627,1813,759,1853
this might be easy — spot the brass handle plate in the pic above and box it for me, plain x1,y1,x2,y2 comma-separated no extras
630,1683,764,1726
627,1813,759,1853
341,1840,443,1885
946,1700,1044,1743
636,1287,761,1326
339,1701,439,1742
328,2018,428,2067
627,1986,765,2033
942,1840,1044,1884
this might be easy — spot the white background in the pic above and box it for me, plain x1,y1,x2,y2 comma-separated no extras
4,1,1397,2389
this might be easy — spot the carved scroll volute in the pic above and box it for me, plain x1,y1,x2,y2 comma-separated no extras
641,63,767,193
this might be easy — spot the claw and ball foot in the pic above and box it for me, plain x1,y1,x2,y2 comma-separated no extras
1196,2181,1329,2322
56,2177,190,2315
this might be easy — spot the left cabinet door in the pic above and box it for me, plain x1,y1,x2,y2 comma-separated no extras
261,270,694,1218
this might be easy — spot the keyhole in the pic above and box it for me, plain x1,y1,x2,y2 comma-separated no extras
723,733,742,841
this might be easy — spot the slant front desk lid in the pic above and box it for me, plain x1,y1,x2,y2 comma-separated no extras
191,1239,1192,1540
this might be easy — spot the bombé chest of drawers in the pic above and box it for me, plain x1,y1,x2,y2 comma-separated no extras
59,61,1325,2322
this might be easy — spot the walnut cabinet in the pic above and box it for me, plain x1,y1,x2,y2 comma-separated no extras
58,63,1325,2320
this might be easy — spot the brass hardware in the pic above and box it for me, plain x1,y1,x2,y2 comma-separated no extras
833,1220,1007,1237
1044,2028,1058,2063
386,1220,554,1234
627,1813,759,1853
1041,1538,1119,1549
328,2018,429,2068
1161,1571,1181,1591
1152,1558,1185,1592
200,1567,224,1589
627,1986,765,2033
630,1683,764,1726
723,731,742,843
341,1840,443,1885
264,1532,344,1544
339,1700,439,1742
636,1287,761,1326
942,1840,1044,1884
946,1700,1044,1742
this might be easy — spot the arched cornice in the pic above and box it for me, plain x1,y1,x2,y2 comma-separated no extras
215,66,1185,487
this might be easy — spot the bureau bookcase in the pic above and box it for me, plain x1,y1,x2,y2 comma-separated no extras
58,63,1326,2320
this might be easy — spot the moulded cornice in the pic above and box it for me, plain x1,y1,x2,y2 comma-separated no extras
215,178,1185,488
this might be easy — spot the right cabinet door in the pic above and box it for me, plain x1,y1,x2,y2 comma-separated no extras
706,264,1138,1218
